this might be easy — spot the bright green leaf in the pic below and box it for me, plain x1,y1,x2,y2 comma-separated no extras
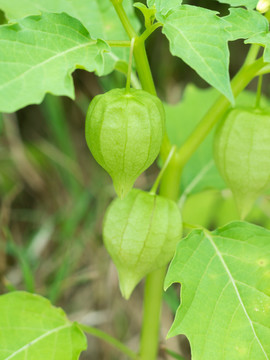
161,5,233,102
0,0,140,74
165,221,270,360
215,0,258,8
224,8,269,41
0,291,87,360
0,12,108,113
0,0,140,40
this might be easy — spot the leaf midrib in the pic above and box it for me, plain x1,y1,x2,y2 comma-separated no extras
204,230,269,360
0,41,96,91
4,323,70,360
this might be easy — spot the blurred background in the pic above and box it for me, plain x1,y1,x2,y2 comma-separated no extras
0,1,270,359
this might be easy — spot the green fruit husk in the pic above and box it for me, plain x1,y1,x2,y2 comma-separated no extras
85,88,165,198
102,189,182,299
214,107,270,219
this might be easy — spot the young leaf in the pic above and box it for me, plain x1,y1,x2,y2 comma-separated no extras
214,0,258,8
0,12,108,113
133,3,156,28
165,221,270,360
0,291,87,359
224,8,269,41
161,5,233,102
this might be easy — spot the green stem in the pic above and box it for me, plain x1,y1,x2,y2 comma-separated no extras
110,0,137,39
126,38,136,93
243,44,261,66
255,74,263,108
114,61,141,89
139,22,163,43
106,40,131,47
133,37,157,95
150,145,176,195
110,0,156,95
139,267,167,360
78,323,138,359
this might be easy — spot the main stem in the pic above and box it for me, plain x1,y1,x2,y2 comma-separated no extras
110,2,174,360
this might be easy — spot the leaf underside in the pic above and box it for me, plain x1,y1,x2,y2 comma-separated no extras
165,221,270,360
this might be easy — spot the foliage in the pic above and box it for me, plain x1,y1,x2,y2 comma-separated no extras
0,0,270,360
0,292,87,360
165,222,270,360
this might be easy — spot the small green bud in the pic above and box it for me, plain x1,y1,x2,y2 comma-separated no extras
103,189,182,299
85,88,165,198
214,107,270,219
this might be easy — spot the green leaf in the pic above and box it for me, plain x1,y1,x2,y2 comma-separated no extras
224,8,269,41
214,0,258,8
0,12,108,113
0,0,140,75
147,0,182,16
0,0,140,40
165,221,270,360
0,291,87,359
161,5,233,102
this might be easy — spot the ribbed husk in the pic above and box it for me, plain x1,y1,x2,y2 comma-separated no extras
85,88,165,198
214,107,270,219
103,189,182,299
